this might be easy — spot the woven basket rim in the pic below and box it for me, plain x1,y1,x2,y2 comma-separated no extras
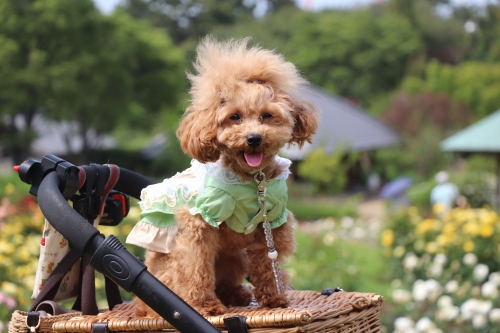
46,290,383,332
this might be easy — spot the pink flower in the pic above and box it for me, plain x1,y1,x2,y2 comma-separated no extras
5,296,16,309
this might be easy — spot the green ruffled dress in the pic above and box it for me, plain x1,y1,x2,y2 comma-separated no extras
126,157,291,254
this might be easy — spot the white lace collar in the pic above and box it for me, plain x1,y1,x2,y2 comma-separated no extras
192,155,292,185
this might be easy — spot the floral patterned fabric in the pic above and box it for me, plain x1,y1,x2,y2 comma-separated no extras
32,217,100,301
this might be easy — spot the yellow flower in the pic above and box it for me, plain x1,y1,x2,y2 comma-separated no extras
437,233,455,247
1,281,18,295
381,229,394,247
408,206,419,217
442,223,455,234
482,211,499,224
17,247,31,262
433,203,446,215
462,222,480,236
393,246,405,258
5,183,15,196
463,241,475,252
0,242,15,254
425,242,438,254
480,224,494,238
11,233,23,246
416,219,436,235
15,265,33,278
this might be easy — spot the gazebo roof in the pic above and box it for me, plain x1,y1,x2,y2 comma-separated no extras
440,109,500,153
281,86,400,160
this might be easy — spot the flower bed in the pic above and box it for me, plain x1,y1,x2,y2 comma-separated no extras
383,205,500,332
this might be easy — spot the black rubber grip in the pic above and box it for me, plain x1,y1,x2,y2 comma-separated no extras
114,168,155,200
38,172,100,253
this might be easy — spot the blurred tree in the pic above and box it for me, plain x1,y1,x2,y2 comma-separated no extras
403,61,500,120
388,0,470,64
379,91,474,179
453,4,500,62
0,0,51,163
212,6,304,54
298,147,359,194
122,0,296,45
0,0,185,164
382,91,472,137
284,9,422,106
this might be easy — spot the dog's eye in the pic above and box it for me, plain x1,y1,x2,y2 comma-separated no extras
262,113,272,119
229,114,240,121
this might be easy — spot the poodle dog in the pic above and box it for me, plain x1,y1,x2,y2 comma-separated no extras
126,36,318,317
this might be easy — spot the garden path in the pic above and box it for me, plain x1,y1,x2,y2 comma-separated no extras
357,199,386,221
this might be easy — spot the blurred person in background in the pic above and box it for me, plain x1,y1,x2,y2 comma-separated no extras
430,171,459,214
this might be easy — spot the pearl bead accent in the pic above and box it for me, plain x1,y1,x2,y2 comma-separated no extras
268,250,278,260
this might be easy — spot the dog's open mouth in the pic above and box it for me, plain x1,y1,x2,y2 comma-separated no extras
243,151,263,167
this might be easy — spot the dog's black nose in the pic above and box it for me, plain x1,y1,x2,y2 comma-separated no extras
246,134,262,148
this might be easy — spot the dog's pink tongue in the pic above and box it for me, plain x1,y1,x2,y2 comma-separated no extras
244,152,263,167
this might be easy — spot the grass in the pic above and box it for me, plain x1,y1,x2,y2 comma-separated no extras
285,228,392,298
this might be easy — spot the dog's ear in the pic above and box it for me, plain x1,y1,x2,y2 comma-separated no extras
288,97,319,147
176,105,220,163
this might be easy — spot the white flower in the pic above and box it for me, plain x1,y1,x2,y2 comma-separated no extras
489,272,500,286
392,279,402,288
322,232,336,246
393,289,412,304
437,295,453,309
340,216,354,229
404,253,419,272
461,299,480,320
320,217,335,230
350,226,366,240
434,254,447,265
473,264,489,283
444,280,459,293
415,317,434,332
489,308,500,322
427,262,443,277
476,300,492,315
463,253,477,266
472,313,488,329
412,279,442,302
413,280,428,302
481,281,499,298
436,306,459,321
425,279,441,292
394,317,414,331
425,279,442,301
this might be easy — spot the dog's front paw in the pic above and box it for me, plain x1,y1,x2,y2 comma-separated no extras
258,293,289,309
193,299,228,317
217,284,253,307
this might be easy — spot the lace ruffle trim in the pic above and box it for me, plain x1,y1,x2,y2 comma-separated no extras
126,221,179,254
140,156,292,209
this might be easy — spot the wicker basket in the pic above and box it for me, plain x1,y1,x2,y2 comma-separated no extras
10,290,382,333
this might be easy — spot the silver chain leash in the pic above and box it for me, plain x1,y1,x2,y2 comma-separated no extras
255,170,285,294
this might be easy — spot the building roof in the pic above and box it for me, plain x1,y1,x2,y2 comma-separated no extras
440,109,500,154
280,85,401,160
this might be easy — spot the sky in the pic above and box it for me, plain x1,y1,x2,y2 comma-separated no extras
92,0,499,14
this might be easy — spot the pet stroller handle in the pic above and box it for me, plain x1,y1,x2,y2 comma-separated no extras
19,156,220,333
